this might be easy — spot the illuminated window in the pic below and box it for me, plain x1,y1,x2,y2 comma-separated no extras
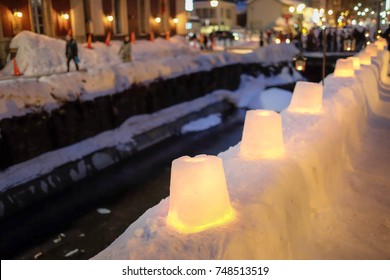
226,9,231,19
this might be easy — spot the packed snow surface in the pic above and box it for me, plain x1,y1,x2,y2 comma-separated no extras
181,114,222,134
93,50,390,259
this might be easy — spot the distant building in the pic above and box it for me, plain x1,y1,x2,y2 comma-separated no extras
0,0,187,68
247,0,303,32
193,0,237,33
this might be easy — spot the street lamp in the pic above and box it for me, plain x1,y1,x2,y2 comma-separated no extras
293,54,307,72
343,38,355,52
210,0,219,8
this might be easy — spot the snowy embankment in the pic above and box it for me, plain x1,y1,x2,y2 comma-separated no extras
93,50,390,259
0,32,299,192
0,31,299,121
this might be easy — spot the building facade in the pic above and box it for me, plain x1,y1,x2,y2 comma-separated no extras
0,0,187,68
193,0,237,33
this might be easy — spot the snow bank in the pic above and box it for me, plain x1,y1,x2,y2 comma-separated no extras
93,50,390,259
0,32,302,121
242,43,300,65
181,114,222,134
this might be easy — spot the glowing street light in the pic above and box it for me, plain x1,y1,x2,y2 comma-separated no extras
297,3,305,13
106,15,114,22
173,18,179,24
60,12,69,20
289,6,295,13
328,10,333,16
155,17,161,23
13,10,23,18
210,0,219,7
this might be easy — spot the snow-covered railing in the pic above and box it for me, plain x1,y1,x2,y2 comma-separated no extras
93,42,390,259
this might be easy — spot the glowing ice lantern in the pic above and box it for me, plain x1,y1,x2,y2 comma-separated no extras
374,38,387,50
347,56,361,70
365,45,378,57
167,155,235,234
240,110,284,159
334,59,354,77
358,52,371,65
288,81,323,114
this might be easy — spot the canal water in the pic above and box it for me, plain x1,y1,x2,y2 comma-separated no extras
0,109,246,260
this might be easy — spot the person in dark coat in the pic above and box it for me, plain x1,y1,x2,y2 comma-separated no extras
65,34,79,72
382,24,390,51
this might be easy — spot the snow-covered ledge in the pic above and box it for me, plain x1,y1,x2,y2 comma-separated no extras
93,52,390,259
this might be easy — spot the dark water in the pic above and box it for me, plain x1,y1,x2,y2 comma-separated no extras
0,110,246,260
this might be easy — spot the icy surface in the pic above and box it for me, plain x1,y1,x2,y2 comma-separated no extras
93,51,390,260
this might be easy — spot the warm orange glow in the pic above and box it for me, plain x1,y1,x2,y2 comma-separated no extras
288,81,323,114
173,18,179,24
358,52,371,65
334,59,355,77
374,38,387,50
275,38,281,44
240,110,284,159
106,15,114,22
365,45,378,57
295,60,306,71
14,11,23,18
61,13,69,20
155,17,161,23
167,155,235,234
347,56,360,70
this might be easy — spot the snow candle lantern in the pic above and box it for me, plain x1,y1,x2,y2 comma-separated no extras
240,110,284,159
347,56,361,70
365,45,378,57
334,59,354,77
288,81,323,114
374,38,387,50
167,155,235,233
358,52,371,65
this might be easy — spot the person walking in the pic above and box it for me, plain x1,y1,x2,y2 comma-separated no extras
65,34,79,72
118,35,132,62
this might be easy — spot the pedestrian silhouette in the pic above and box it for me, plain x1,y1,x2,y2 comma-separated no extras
65,34,79,72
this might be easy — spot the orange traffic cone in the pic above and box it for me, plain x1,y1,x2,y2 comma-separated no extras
13,58,22,76
165,31,170,40
131,31,135,44
105,31,111,46
86,33,93,49
150,31,154,42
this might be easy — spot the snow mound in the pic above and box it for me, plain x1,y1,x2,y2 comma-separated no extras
242,43,300,65
256,87,292,112
1,31,199,77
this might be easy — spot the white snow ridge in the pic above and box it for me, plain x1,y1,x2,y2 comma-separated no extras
93,50,390,260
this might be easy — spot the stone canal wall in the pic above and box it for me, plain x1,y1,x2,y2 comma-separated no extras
0,64,242,170
0,61,296,218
